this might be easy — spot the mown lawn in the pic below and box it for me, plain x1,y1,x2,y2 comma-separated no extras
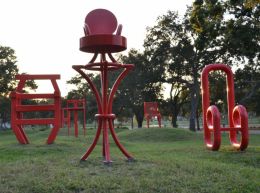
0,127,259,193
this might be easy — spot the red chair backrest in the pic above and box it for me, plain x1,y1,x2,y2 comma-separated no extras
67,99,85,108
85,9,118,35
144,102,160,116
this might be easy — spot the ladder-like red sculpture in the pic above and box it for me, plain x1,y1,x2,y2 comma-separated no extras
201,64,249,151
10,74,61,144
62,99,86,137
144,102,162,128
73,9,134,163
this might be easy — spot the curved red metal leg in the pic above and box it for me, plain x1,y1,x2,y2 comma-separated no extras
74,63,134,162
107,65,134,113
108,119,133,160
205,105,221,151
81,119,102,160
231,105,249,150
47,125,60,144
73,66,102,113
13,125,28,144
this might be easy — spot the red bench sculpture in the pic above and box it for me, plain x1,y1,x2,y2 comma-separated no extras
10,74,61,144
144,102,162,128
62,99,86,137
73,9,134,163
201,64,249,151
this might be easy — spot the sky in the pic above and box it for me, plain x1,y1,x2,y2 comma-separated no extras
0,0,193,97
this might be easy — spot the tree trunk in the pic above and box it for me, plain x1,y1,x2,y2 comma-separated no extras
137,118,143,128
131,116,134,129
171,116,177,128
196,109,200,130
133,107,144,128
171,104,179,128
169,84,181,128
189,71,200,131
189,84,196,131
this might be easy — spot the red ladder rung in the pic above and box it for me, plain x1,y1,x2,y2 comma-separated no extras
16,105,55,112
15,93,55,99
16,118,55,125
15,74,60,80
220,127,241,131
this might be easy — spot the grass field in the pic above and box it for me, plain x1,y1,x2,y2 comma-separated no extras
0,127,260,193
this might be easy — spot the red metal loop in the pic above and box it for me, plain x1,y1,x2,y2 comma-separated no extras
231,105,249,150
201,64,249,151
205,105,221,151
83,62,129,71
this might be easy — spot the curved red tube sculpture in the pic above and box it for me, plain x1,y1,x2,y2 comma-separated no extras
73,9,134,164
201,64,249,151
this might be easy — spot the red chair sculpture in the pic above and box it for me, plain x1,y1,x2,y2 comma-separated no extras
10,74,61,144
201,64,248,151
72,9,134,163
144,102,162,128
62,99,86,137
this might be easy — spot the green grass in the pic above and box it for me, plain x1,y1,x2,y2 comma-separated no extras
0,127,260,193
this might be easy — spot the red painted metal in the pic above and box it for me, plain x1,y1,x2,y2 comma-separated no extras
10,74,61,144
201,64,249,151
62,99,86,137
73,9,134,163
144,102,162,128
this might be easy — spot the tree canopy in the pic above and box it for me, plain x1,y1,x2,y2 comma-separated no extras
0,45,38,129
42,0,260,130
0,46,19,96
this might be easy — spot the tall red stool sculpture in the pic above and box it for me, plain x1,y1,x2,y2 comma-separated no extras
144,102,162,128
10,74,61,144
72,9,134,163
62,99,86,137
201,64,248,151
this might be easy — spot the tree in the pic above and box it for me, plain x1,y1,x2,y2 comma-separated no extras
116,49,163,128
144,1,225,131
190,0,260,126
224,0,260,111
0,46,19,95
0,46,38,129
235,65,260,115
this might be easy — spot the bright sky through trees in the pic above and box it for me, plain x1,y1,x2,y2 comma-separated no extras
0,0,193,96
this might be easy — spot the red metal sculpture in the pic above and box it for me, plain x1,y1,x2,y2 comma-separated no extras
144,102,162,128
62,99,86,137
10,74,61,144
201,64,249,151
72,9,134,163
